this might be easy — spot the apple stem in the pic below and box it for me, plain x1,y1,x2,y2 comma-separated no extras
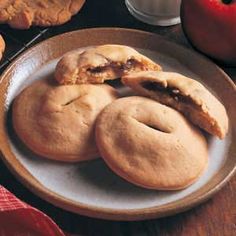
222,0,232,4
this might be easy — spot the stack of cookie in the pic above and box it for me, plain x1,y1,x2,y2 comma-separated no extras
12,44,229,190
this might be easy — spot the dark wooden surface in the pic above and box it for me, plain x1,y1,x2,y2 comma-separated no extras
0,0,235,235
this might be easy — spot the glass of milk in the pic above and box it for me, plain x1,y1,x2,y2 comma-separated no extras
125,0,181,26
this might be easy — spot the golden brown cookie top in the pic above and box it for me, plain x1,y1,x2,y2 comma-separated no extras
95,96,208,190
0,0,85,29
12,78,118,162
0,34,5,61
122,71,229,139
55,44,161,85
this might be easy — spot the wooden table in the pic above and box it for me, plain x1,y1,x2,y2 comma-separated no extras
0,1,235,235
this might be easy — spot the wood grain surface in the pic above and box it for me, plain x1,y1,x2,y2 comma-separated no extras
0,0,235,235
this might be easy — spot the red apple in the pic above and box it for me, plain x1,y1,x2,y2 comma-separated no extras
181,0,236,66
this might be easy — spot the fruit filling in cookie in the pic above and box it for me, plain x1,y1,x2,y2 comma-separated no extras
87,59,143,75
141,81,199,108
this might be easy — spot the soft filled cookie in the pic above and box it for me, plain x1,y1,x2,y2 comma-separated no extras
54,44,161,85
0,34,5,61
122,71,228,139
0,0,85,29
96,96,208,190
12,79,118,162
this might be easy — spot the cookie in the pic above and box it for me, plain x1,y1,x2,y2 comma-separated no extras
0,34,5,61
0,0,85,29
54,44,161,85
12,79,118,162
95,96,208,190
122,71,229,139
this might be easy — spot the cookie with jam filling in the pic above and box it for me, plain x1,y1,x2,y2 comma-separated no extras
122,71,228,139
55,44,161,85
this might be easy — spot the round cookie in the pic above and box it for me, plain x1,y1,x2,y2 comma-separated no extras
0,34,5,61
95,96,208,190
0,0,85,29
12,79,118,162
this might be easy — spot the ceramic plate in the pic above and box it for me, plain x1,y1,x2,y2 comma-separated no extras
0,28,235,221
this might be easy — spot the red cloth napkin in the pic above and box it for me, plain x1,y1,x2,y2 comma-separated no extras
0,185,71,236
